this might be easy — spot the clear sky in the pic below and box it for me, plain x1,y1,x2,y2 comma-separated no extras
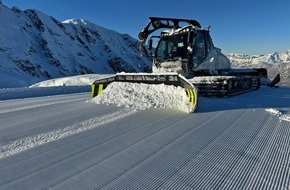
3,0,290,55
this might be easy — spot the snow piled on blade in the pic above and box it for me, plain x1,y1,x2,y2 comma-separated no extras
92,82,192,113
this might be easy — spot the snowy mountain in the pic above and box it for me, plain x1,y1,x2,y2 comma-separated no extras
227,50,290,65
0,3,151,88
227,50,290,85
1,2,290,88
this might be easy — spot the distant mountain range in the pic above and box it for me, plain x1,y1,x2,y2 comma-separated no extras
0,1,289,88
227,51,290,85
227,50,290,66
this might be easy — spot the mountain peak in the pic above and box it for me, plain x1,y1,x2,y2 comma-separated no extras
227,50,290,84
227,50,290,64
0,5,151,88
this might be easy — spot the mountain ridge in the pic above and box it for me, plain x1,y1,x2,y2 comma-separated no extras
0,3,151,88
227,50,290,65
0,2,289,88
227,51,290,85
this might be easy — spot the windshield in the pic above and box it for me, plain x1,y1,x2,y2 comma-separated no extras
155,33,188,62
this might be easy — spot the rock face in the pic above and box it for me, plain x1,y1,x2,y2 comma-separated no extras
0,4,151,87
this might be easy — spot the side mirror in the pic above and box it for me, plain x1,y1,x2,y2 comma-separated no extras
148,38,153,50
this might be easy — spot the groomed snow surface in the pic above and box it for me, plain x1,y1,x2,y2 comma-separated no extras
0,74,290,190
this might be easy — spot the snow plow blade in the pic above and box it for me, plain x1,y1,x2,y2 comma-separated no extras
91,73,198,112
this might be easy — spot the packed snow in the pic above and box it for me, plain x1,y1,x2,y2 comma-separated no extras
1,74,290,189
92,82,192,113
0,108,135,159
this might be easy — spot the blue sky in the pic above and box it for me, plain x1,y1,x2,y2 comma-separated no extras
3,0,290,55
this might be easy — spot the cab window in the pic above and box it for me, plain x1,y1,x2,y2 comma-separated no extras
192,31,206,66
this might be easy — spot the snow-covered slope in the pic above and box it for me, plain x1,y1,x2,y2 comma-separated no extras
0,75,290,189
227,50,290,85
1,1,289,89
0,3,151,88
